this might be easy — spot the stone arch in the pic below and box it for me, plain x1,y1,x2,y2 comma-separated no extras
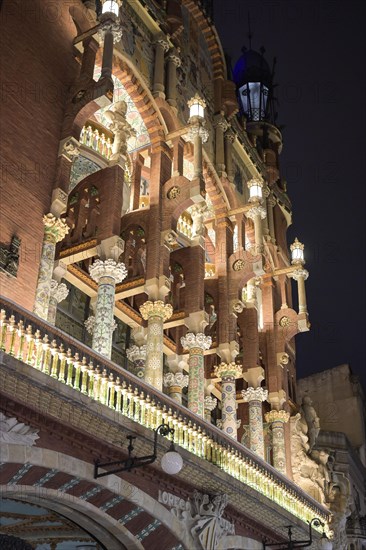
0,444,194,550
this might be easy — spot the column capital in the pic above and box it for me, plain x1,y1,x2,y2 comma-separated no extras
126,344,147,364
214,114,229,132
84,315,117,335
187,122,209,144
89,259,127,284
167,50,182,67
224,128,236,143
155,35,170,52
43,214,69,243
291,268,309,281
204,395,217,412
163,371,189,389
98,19,122,43
242,387,268,403
265,409,290,424
49,281,69,303
267,192,277,208
139,300,173,321
246,205,267,221
181,332,212,351
214,362,242,380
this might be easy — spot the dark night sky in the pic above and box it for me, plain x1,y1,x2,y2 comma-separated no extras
212,0,366,387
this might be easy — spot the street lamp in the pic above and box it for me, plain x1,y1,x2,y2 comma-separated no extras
101,0,120,18
290,238,305,265
262,518,332,549
247,177,264,202
94,424,183,478
188,93,206,121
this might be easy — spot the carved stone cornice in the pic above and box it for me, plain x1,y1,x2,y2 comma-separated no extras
214,362,242,380
89,259,127,284
139,300,173,321
265,410,290,424
242,387,268,403
181,332,212,351
43,214,69,244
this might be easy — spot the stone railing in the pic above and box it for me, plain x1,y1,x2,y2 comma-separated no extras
80,122,113,160
0,297,329,530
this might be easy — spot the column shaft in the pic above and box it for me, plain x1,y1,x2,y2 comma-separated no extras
89,259,127,359
242,387,268,459
153,39,168,96
215,362,242,439
140,301,173,391
193,133,203,179
181,333,211,417
101,31,114,79
265,410,290,474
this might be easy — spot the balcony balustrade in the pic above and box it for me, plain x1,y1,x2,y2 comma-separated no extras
80,122,113,160
0,296,329,531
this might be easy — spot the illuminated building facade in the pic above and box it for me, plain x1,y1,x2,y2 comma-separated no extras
1,0,358,548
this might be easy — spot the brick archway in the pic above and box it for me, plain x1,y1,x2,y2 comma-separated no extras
0,445,193,550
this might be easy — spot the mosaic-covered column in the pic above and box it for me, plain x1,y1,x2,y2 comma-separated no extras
126,344,147,378
204,395,217,423
89,259,127,359
139,301,173,391
33,214,69,320
241,387,268,458
265,409,290,474
215,362,242,439
181,333,212,417
47,281,69,325
163,372,189,404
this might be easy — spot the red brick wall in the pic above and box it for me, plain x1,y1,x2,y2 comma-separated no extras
0,0,85,309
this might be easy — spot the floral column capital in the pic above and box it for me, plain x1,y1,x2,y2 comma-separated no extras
139,300,173,321
98,19,123,43
242,387,268,403
181,332,212,352
265,410,290,424
49,281,69,303
43,213,69,243
163,371,189,390
214,362,242,380
291,268,309,281
246,205,267,221
204,395,217,412
126,344,147,364
89,259,127,284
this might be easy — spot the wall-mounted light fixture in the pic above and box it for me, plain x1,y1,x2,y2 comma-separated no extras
263,518,332,549
94,424,183,479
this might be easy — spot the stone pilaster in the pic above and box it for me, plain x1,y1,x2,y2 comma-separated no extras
163,371,189,404
291,268,309,314
47,281,69,325
215,362,242,439
265,409,290,474
89,259,127,359
33,214,69,320
241,387,268,458
139,301,173,391
204,395,217,423
153,35,169,97
267,193,277,242
224,129,235,182
181,333,211,417
126,344,147,378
